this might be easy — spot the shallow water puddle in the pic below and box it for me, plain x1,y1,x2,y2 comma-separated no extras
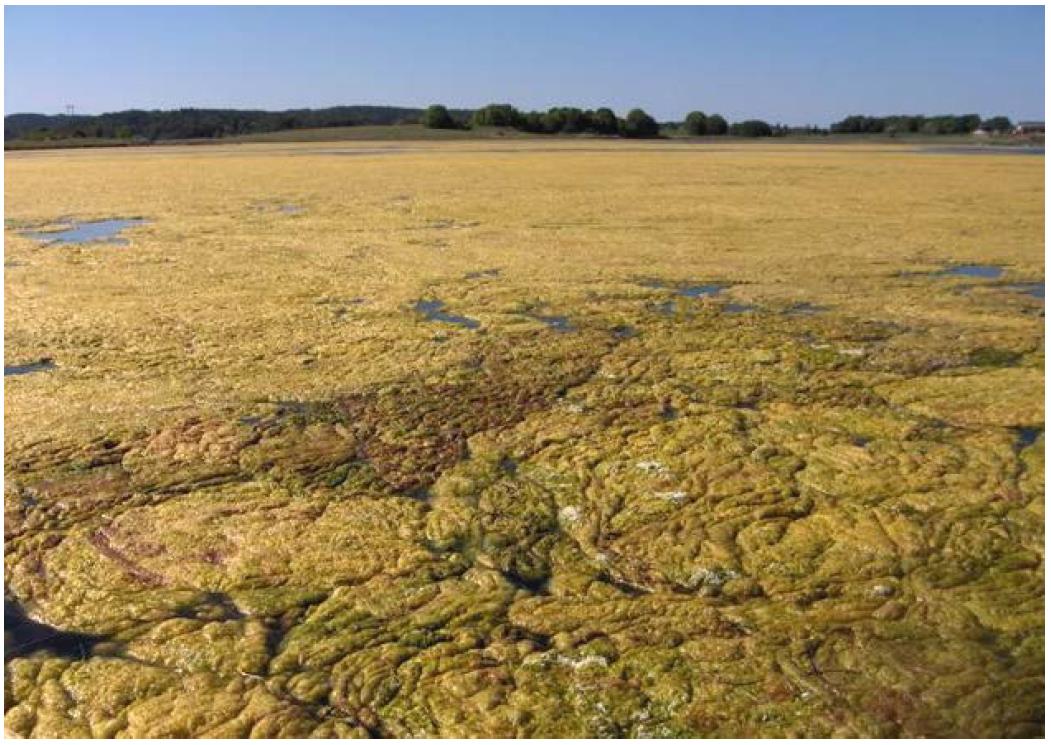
940,264,1004,279
678,284,724,298
4,359,55,377
1016,426,1043,450
23,218,148,246
413,299,480,329
723,303,757,314
1003,281,1045,300
644,280,729,317
5,601,102,660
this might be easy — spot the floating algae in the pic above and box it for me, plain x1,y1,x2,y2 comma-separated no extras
3,140,1043,738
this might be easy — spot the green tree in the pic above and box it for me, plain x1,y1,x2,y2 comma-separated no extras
730,119,773,137
591,107,619,135
684,111,708,136
471,104,522,128
621,108,659,138
955,114,981,133
520,111,545,133
559,108,587,133
706,114,729,136
540,108,566,133
981,116,1013,133
421,104,456,129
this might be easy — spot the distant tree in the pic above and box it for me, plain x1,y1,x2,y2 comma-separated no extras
955,114,981,133
730,119,773,137
921,117,953,135
684,111,708,136
520,111,545,133
706,114,729,136
981,116,1013,133
559,108,587,133
831,115,884,134
540,108,567,133
421,104,457,129
471,104,522,128
591,107,619,135
883,115,923,134
620,108,659,138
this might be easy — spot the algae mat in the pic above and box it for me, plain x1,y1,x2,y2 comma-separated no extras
3,141,1044,737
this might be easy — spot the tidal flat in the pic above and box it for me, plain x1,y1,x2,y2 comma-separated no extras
3,140,1044,737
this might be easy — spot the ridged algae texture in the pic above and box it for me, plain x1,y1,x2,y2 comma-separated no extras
3,140,1044,737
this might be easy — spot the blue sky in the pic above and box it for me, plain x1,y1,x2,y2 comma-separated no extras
5,6,1045,124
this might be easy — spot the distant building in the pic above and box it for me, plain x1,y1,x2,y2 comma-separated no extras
1014,121,1045,135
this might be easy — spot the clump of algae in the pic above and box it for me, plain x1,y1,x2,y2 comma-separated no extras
4,140,1044,737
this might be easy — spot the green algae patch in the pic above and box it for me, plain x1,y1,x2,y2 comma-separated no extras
877,367,1044,427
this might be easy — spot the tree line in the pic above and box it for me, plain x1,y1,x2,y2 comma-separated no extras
5,103,1024,144
4,105,472,142
829,114,1014,135
424,104,752,138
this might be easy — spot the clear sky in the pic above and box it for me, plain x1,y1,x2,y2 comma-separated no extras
5,5,1045,124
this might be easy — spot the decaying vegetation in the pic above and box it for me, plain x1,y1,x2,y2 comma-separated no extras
4,140,1044,737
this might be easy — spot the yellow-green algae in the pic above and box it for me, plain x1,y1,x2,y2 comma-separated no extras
4,141,1044,737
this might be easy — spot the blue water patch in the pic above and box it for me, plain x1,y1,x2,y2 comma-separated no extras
940,264,1003,279
1004,281,1045,300
723,303,757,314
678,284,723,298
1016,426,1043,450
23,218,147,246
4,359,55,377
413,299,480,329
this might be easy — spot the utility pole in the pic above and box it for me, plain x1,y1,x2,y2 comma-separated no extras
65,104,74,117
